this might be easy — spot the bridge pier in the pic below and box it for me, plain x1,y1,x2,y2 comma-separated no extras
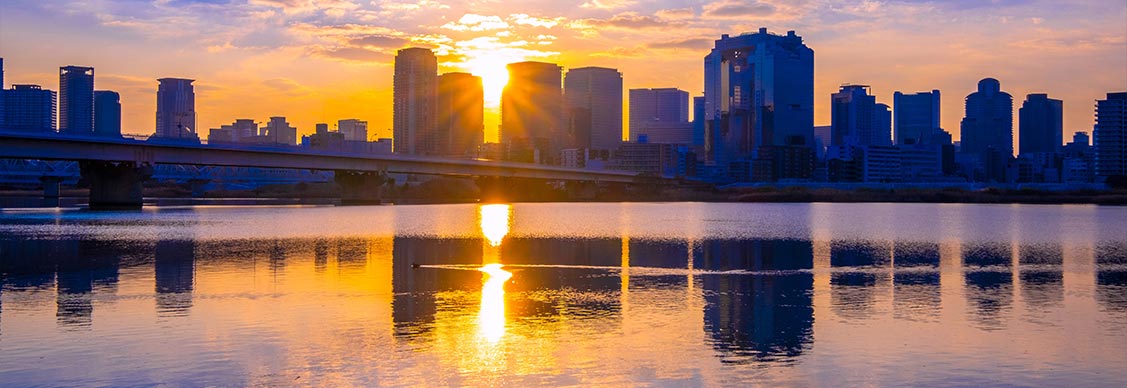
335,170,389,205
188,179,210,198
40,176,64,198
80,161,153,210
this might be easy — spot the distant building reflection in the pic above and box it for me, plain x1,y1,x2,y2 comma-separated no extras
1018,243,1064,309
699,239,814,363
962,242,1013,330
831,240,891,320
892,241,941,322
154,240,195,317
1095,242,1127,314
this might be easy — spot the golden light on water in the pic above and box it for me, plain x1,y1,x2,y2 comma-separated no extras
480,204,511,247
478,263,512,343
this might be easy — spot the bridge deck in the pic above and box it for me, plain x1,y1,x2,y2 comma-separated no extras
0,133,640,183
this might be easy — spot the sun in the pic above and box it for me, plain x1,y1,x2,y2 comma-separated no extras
461,53,512,109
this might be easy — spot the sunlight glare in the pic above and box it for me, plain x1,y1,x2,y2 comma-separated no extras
478,263,512,343
480,204,511,247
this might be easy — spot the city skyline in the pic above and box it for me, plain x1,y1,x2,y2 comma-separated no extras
0,1,1123,144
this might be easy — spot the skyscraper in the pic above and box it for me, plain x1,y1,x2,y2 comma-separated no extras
437,72,484,157
2,84,55,132
59,65,94,135
1094,92,1127,179
565,67,622,150
155,78,198,141
960,78,1013,157
703,28,814,163
393,47,437,154
0,58,5,129
692,96,705,146
830,85,892,146
1018,93,1063,155
629,88,691,144
893,90,941,145
501,61,563,163
960,78,1013,181
93,90,121,137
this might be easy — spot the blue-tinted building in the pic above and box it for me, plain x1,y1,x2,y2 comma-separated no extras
893,90,941,145
703,28,814,165
2,84,56,132
59,65,94,135
831,85,891,146
1018,93,1063,155
94,90,121,138
960,78,1013,181
1094,92,1127,179
692,96,705,146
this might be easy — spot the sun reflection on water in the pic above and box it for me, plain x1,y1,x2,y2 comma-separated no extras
478,263,512,344
480,204,511,248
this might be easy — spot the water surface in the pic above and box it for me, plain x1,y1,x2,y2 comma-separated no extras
1,203,1125,386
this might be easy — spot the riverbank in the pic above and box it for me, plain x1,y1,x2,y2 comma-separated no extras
725,186,1127,205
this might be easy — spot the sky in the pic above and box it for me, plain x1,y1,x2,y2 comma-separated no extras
0,0,1124,144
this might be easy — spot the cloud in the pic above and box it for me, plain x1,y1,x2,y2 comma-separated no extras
702,0,776,18
580,0,637,10
349,35,409,48
578,12,683,30
509,13,564,28
261,77,314,95
378,0,450,11
310,46,392,62
646,37,713,50
442,14,511,32
655,7,696,20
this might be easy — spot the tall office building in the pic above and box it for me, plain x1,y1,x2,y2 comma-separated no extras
893,90,941,145
2,84,56,132
338,119,368,142
960,78,1013,157
501,61,564,163
692,96,705,146
630,88,687,136
93,90,121,137
437,72,484,157
59,65,94,135
393,47,437,154
703,28,814,162
263,116,297,145
565,67,622,150
155,78,198,140
1094,92,1127,178
1018,93,1063,155
0,58,5,128
830,85,892,146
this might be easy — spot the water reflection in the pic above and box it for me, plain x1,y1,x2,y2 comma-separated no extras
0,203,1125,386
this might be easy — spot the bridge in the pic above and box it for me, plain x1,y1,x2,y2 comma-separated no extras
0,132,644,209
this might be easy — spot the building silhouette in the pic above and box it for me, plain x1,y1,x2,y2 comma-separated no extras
501,61,564,164
703,28,814,165
338,118,368,142
93,90,121,138
960,78,1013,181
1095,92,1127,179
59,66,94,135
893,90,941,145
0,58,5,129
155,78,198,141
2,84,56,132
263,116,297,146
629,88,689,144
831,85,891,146
565,67,622,151
392,47,437,154
436,72,484,157
692,96,705,146
1018,93,1063,155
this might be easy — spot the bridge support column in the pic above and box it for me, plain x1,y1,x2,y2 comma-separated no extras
80,161,153,210
335,170,388,205
40,176,64,198
188,179,210,198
